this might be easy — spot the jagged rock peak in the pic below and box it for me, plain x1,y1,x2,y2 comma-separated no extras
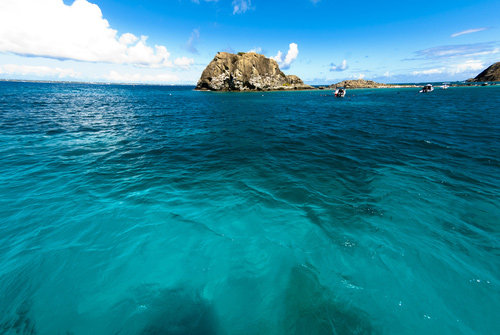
195,52,313,91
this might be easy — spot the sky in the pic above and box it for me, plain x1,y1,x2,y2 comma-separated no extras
0,0,499,85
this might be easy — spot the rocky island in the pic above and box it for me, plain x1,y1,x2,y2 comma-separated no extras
467,62,500,82
195,52,314,91
327,79,403,89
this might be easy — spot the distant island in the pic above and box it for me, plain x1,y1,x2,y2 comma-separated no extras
327,79,413,89
467,62,500,83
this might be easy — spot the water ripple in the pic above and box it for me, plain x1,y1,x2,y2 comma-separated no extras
1,83,499,334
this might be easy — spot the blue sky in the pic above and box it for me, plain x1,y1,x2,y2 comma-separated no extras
1,0,499,84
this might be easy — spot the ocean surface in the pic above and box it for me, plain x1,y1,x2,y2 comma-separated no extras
1,81,499,335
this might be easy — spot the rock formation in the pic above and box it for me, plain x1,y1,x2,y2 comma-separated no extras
195,52,314,91
468,62,500,82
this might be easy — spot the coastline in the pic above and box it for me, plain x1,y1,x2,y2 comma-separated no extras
1,78,498,89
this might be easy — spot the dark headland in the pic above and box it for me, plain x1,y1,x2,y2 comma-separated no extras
467,62,500,83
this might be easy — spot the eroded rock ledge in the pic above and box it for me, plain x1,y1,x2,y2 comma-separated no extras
195,52,314,91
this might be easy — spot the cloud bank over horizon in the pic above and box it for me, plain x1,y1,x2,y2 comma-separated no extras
0,64,81,79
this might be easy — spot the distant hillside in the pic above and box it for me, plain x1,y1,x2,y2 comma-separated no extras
468,62,500,82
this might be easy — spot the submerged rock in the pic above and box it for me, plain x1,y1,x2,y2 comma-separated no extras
283,266,375,334
195,52,314,91
109,285,218,335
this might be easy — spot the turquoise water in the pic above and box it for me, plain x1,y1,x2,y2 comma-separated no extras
1,82,499,334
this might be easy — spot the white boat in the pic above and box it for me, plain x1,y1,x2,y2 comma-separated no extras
419,84,434,93
335,87,346,97
440,83,449,89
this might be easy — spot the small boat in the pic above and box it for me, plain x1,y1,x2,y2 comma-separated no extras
440,83,449,89
419,84,434,93
335,87,346,97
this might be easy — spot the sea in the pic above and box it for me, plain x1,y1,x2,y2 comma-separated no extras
1,81,499,335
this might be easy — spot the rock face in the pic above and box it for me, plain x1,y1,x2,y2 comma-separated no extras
469,62,500,82
328,79,387,89
195,52,313,91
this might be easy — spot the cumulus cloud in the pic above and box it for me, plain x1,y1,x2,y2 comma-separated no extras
0,64,81,78
0,0,193,69
104,71,179,83
185,29,200,54
330,60,349,71
232,0,252,14
119,33,139,46
451,28,489,38
271,43,299,70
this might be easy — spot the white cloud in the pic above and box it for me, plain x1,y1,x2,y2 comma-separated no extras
0,0,182,68
191,0,219,3
125,36,173,68
448,60,484,75
412,68,443,76
330,59,349,72
450,28,488,38
249,47,262,53
412,42,500,60
271,43,299,70
185,29,200,54
174,57,195,70
103,71,179,83
411,60,484,76
119,33,139,46
232,0,252,14
341,73,365,80
383,70,394,78
0,64,81,78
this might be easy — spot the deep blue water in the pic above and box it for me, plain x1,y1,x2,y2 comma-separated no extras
1,82,499,335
